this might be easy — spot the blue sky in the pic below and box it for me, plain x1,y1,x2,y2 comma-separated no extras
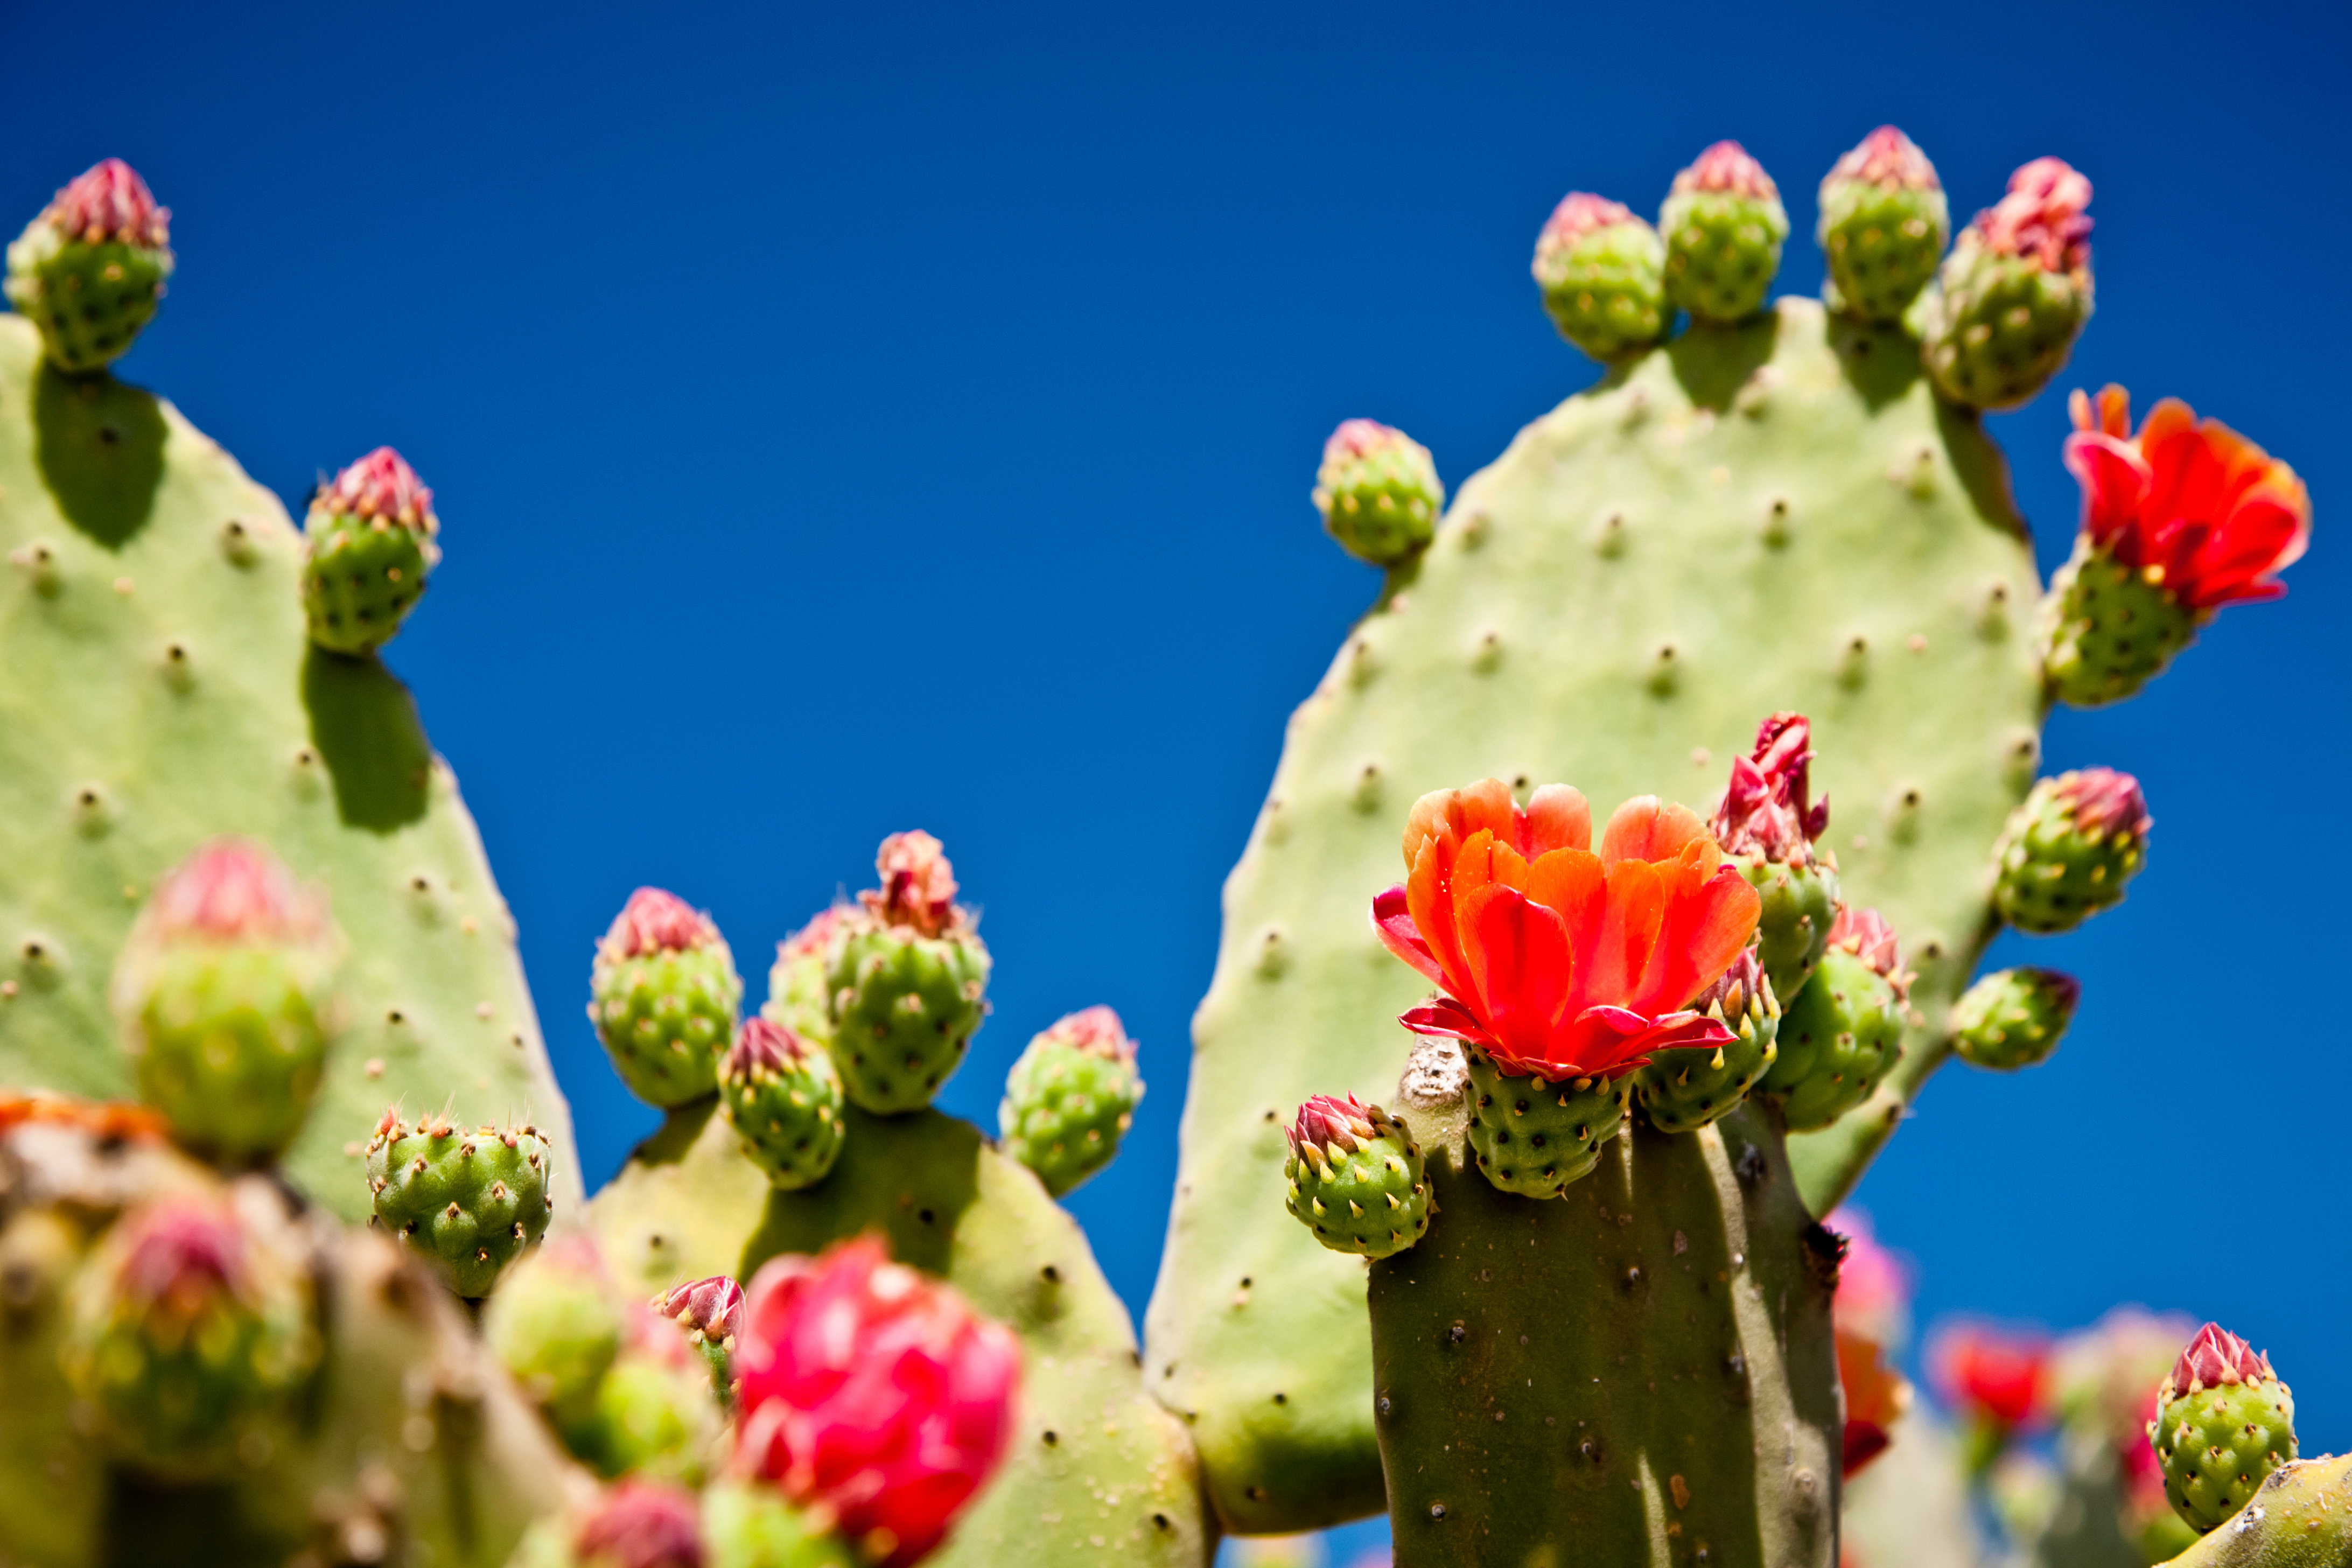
6,0,2346,1518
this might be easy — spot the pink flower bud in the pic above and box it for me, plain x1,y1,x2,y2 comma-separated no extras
1825,906,1901,979
1286,1094,1380,1159
1710,712,1828,863
572,1480,705,1568
656,1275,745,1348
146,838,328,948
44,158,171,248
859,832,963,938
111,1195,254,1318
736,1237,1020,1566
320,447,436,530
601,888,721,960
726,1018,820,1081
1672,140,1779,201
1972,157,2091,275
1039,1005,1136,1066
2052,768,2150,842
2164,1322,2276,1397
1823,127,1940,193
778,906,850,965
1532,193,1641,269
1689,947,1766,1019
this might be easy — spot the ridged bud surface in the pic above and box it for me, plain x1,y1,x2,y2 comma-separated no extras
1817,127,1947,323
1993,769,2150,933
1760,907,1908,1130
486,1234,627,1429
1635,948,1779,1133
1531,194,1668,361
1312,419,1443,566
828,835,989,1114
1920,157,2092,410
1660,141,1788,324
301,447,443,655
1950,967,2078,1070
591,888,743,1108
1281,1093,1429,1257
367,1109,555,1298
4,159,174,371
999,1005,1144,1197
2152,1324,2297,1533
720,1019,846,1189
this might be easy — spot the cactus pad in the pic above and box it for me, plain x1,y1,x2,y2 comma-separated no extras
367,1109,555,1298
998,1005,1143,1198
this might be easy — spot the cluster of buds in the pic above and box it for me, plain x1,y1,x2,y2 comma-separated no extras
1711,711,1830,867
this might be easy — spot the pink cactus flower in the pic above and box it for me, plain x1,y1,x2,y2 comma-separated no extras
1673,141,1779,201
1828,1209,1912,1480
736,1236,1020,1566
1972,157,2092,275
2064,385,2309,611
657,1275,745,1351
1710,711,1829,865
572,1479,705,1568
860,832,964,939
2162,1322,2277,1397
1823,127,1939,193
601,887,722,960
321,447,436,529
44,158,171,248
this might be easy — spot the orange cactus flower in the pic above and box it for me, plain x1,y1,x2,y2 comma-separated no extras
2066,386,2311,611
1373,779,1760,1080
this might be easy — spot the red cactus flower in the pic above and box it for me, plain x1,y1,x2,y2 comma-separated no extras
1823,127,1938,193
1675,140,1778,200
2064,386,2309,612
601,888,721,960
146,838,328,947
1373,780,1760,1081
1038,1005,1136,1065
860,832,963,939
656,1275,745,1351
2162,1321,2276,1397
736,1236,1020,1566
1973,157,2091,275
0,1092,166,1143
321,447,435,529
1711,711,1829,864
44,158,171,248
1933,1324,2052,1432
573,1479,705,1568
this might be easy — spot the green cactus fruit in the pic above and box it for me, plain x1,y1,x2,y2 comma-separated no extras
1762,907,1909,1131
1743,858,1838,1004
652,1273,744,1400
1530,193,1668,361
299,447,443,655
1635,947,1779,1134
703,1479,860,1568
579,1307,725,1484
512,1478,709,1568
61,1188,318,1476
1817,127,1948,324
1993,768,2150,934
828,831,990,1114
1711,711,1838,1002
591,886,743,1109
1919,157,2093,410
1312,419,1443,566
999,1005,1144,1198
484,1233,627,1429
2040,384,2312,710
1660,139,1788,324
107,837,347,1167
722,1018,847,1189
1280,1091,1430,1258
764,906,851,1044
1462,1044,1630,1199
1951,966,2079,1071
2151,1323,2297,1534
365,1107,555,1298
4,159,173,373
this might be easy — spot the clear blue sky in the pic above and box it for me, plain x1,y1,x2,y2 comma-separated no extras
7,0,2346,1488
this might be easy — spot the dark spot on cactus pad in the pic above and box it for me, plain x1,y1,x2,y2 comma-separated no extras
1734,1144,1767,1186
300,647,431,832
31,364,165,549
1429,1504,1447,1521
1041,1429,1058,1445
1447,1320,1466,1346
1152,1514,1171,1530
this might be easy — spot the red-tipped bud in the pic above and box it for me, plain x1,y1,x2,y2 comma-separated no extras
572,1480,705,1568
601,887,721,960
43,158,171,248
1711,711,1828,864
726,1018,818,1081
1691,947,1768,1020
736,1237,1020,1567
112,1195,255,1317
1286,1094,1380,1159
1038,1005,1136,1066
1972,157,2091,275
1823,127,1940,193
656,1275,745,1348
1532,192,1640,268
147,837,328,948
1673,140,1779,201
319,447,435,530
2162,1322,2277,1398
778,906,850,965
1825,906,1902,983
2052,768,2150,842
859,831,962,937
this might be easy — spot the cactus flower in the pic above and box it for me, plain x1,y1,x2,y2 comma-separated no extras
572,1479,706,1568
1933,1322,2051,1475
321,446,436,530
1829,1210,1910,1478
603,887,724,959
1374,779,1760,1080
1711,711,1829,866
1976,157,2092,277
2161,1322,2274,1397
657,1275,745,1352
2063,387,2310,612
736,1236,1020,1566
860,831,965,937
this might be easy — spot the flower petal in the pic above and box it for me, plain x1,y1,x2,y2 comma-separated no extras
1599,796,1714,867
1371,885,1445,986
2061,431,2151,556
1399,996,1488,1044
1461,884,1574,1065
1630,863,1761,1016
1522,785,1592,855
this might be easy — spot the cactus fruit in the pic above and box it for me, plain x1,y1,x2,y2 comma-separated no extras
1659,140,1788,323
1634,946,1779,1134
582,1305,726,1483
1530,194,1668,361
1816,127,1948,324
1919,157,2093,410
1311,419,1443,566
1950,965,2080,1071
4,159,173,372
734,1236,1021,1568
366,1107,555,1298
764,907,850,1044
299,447,443,655
1762,905,1909,1131
998,1005,1144,1198
2150,1322,2298,1534
2042,385,2312,708
513,1478,709,1568
721,1019,846,1190
653,1272,744,1396
485,1233,627,1429
1711,711,1839,1003
1279,1093,1429,1257
827,833,991,1114
60,1188,318,1475
591,887,743,1109
1992,768,2151,934
702,1479,860,1568
107,836,346,1166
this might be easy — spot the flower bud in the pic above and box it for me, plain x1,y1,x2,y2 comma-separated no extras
4,158,174,371
301,447,444,655
1312,419,1443,566
1660,141,1788,324
1531,193,1668,361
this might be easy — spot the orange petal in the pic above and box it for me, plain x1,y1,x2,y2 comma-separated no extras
1461,884,1573,1060
1403,779,1520,870
1522,785,1592,855
1523,848,1605,930
1599,796,1716,866
1630,865,1762,1016
1583,859,1668,1006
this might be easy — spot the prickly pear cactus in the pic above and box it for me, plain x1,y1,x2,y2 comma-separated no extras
0,312,579,1217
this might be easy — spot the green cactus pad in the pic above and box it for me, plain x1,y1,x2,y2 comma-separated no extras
1819,187,1947,326
2155,1378,2297,1534
720,1021,847,1191
1761,947,1904,1131
1992,774,2148,935
2040,537,2201,709
1742,855,1837,1005
702,1480,860,1568
827,921,989,1114
116,944,339,1165
4,235,172,374
1314,421,1444,566
592,942,741,1109
1635,972,1778,1136
999,1017,1143,1199
1919,241,2091,411
1533,201,1669,362
367,1114,555,1298
1463,1045,1629,1198
1950,966,2078,1071
301,509,435,655
579,1345,722,1484
1282,1101,1429,1258
484,1240,627,1427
